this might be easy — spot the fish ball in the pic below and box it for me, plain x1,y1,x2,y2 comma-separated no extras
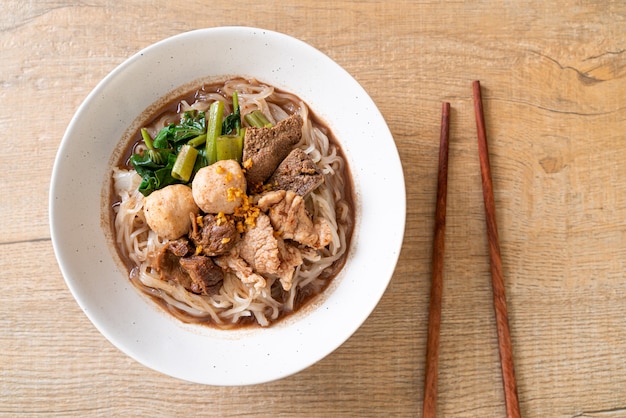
143,184,199,240
192,160,247,214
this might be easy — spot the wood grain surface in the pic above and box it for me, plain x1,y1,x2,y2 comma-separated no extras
2,1,626,417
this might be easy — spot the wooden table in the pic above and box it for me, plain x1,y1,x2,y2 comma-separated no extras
3,1,625,416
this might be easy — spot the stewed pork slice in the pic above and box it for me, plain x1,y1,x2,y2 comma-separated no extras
189,213,238,256
215,213,304,291
165,237,194,257
257,190,332,249
236,212,280,274
214,252,267,291
243,114,303,189
267,148,324,197
274,239,303,291
154,239,224,296
179,256,224,295
237,215,303,291
154,239,194,289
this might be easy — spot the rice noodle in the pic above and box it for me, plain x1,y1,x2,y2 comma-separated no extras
111,78,353,328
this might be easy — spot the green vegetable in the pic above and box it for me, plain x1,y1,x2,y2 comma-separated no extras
140,128,165,164
244,112,258,127
187,133,207,148
244,110,273,128
216,134,244,162
130,152,178,196
193,146,208,174
205,100,224,166
222,91,241,135
141,128,155,149
153,110,206,148
130,113,206,196
130,92,246,196
171,144,199,182
177,110,207,141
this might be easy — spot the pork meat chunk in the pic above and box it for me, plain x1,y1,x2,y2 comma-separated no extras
275,239,303,291
154,241,194,290
215,212,304,291
154,241,224,296
179,255,224,295
189,213,238,256
243,114,303,188
214,252,267,291
257,190,330,249
267,148,324,196
237,213,281,274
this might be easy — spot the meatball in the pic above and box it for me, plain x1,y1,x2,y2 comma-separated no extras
143,184,199,240
192,160,247,214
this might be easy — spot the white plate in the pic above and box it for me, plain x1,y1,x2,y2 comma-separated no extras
50,27,405,385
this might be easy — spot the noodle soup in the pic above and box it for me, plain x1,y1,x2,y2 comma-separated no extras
109,78,354,329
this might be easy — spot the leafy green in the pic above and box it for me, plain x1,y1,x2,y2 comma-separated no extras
130,151,179,196
176,110,207,141
129,93,244,196
193,146,208,174
130,110,209,196
222,109,240,135
140,128,165,164
221,91,241,135
153,110,207,149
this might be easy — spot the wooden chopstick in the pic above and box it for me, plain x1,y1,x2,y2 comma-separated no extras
423,102,451,418
472,80,521,418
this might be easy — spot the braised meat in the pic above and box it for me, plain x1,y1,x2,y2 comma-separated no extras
214,252,267,290
243,114,303,188
274,239,303,291
166,237,194,257
154,243,194,290
154,239,224,296
215,212,303,292
257,190,332,249
236,212,281,274
267,148,324,196
189,213,238,256
179,255,224,295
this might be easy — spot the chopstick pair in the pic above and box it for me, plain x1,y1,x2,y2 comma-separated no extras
422,81,521,418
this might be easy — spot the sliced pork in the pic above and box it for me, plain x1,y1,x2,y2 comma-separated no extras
215,212,304,291
267,148,324,197
189,213,238,256
243,114,303,188
154,240,224,296
237,213,280,274
179,255,224,295
214,252,267,291
257,190,332,249
275,239,303,291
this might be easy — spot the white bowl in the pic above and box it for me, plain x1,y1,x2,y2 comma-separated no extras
50,27,405,385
